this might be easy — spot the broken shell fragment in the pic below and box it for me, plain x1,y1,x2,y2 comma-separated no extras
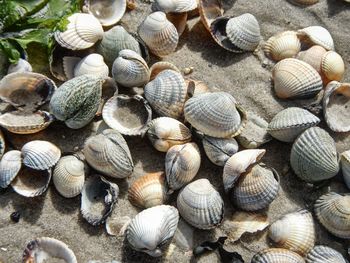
321,51,345,84
306,246,347,263
297,26,334,51
7,58,32,74
202,136,239,166
341,150,350,189
251,248,305,263
296,45,327,73
264,31,301,61
0,150,22,189
73,53,109,78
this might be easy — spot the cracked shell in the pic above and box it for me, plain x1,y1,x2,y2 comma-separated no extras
341,150,350,189
251,248,305,263
306,246,347,263
74,53,109,78
264,31,301,61
297,26,334,51
202,136,239,166
0,150,22,189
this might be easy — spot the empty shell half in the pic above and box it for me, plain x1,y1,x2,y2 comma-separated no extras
152,0,197,13
341,150,350,189
74,53,109,78
0,150,22,188
306,246,347,263
297,26,334,51
202,136,239,166
296,45,327,73
251,248,305,263
264,31,301,61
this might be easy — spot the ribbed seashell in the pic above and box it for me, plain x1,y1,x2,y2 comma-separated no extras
268,107,320,142
53,155,86,198
112,49,150,87
321,51,345,83
149,61,181,80
128,172,167,208
21,140,61,170
146,117,192,152
73,53,109,78
323,81,350,132
251,248,305,263
314,192,350,239
138,11,179,57
7,58,32,74
288,0,319,5
23,237,77,263
297,26,334,51
0,130,4,159
341,150,350,189
81,175,119,226
269,210,315,256
54,13,104,50
177,179,224,229
264,31,301,61
184,92,245,138
49,74,103,129
202,136,239,166
152,0,197,13
0,150,22,188
232,164,279,211
306,246,347,263
126,205,179,257
166,12,188,36
83,129,134,178
290,127,339,182
165,142,201,192
296,45,327,73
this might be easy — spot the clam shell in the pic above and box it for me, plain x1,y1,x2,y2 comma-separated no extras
341,150,350,189
202,136,239,166
314,192,350,239
128,172,168,208
0,150,22,188
321,51,345,83
126,205,179,257
297,26,334,51
306,246,347,263
177,179,224,229
251,248,305,263
198,0,223,32
264,31,301,61
152,0,197,13
290,127,339,182
296,45,327,73
149,61,181,80
288,0,319,5
74,53,109,78
7,58,32,74
267,107,320,142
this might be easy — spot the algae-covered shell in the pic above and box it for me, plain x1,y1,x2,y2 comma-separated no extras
297,26,334,51
177,179,224,229
296,45,327,73
321,51,345,83
202,136,239,166
251,248,305,263
0,150,22,188
267,107,320,142
264,31,301,61
306,246,347,263
341,150,350,189
290,127,339,182
152,0,197,13
149,61,181,80
7,58,32,74
74,53,109,78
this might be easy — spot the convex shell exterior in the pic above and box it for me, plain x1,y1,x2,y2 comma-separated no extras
306,246,347,263
202,136,239,166
264,31,301,61
251,248,305,263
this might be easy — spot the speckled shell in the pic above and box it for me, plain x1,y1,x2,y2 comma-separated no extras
321,51,345,83
289,0,319,5
268,107,320,142
54,13,104,50
74,54,109,78
314,192,350,239
165,143,201,192
272,58,323,99
341,150,350,189
251,248,305,263
0,150,22,188
177,179,224,229
264,31,301,61
149,61,181,80
128,172,168,208
269,210,315,256
290,127,339,182
297,26,334,51
126,205,179,257
296,45,327,73
7,58,32,74
306,246,347,263
152,0,197,12
202,136,239,166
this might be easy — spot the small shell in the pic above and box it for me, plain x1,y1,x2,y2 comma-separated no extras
314,192,350,239
128,172,168,208
0,150,22,188
74,53,109,78
264,31,301,61
296,45,327,73
306,246,347,263
267,107,320,142
152,0,197,13
288,0,319,5
126,205,179,257
251,248,305,263
149,61,181,80
321,51,345,83
341,150,350,189
0,130,5,158
7,58,32,74
177,179,224,229
290,127,339,182
269,210,315,256
297,26,334,51
202,136,239,166
165,142,201,192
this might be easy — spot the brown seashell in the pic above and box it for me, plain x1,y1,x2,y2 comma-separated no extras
296,45,327,73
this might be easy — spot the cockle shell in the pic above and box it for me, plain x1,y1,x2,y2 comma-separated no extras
251,248,305,263
297,26,334,51
165,142,201,192
341,150,350,189
290,127,339,182
152,0,197,13
314,192,350,239
288,0,319,5
126,205,179,257
128,172,168,208
7,58,32,74
0,150,22,188
272,58,323,99
296,45,327,73
264,31,301,61
306,246,347,263
177,179,224,229
269,210,315,256
321,51,345,83
73,53,109,78
202,136,239,166
54,13,104,50
267,107,320,142
149,61,181,80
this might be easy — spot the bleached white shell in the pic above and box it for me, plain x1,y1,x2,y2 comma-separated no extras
74,53,109,78
264,31,301,61
152,0,197,13
0,150,22,188
341,150,350,189
202,136,239,166
306,246,347,263
7,58,32,74
251,248,305,263
297,26,334,51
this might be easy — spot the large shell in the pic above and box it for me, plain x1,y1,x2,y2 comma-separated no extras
7,58,32,74
290,127,339,182
296,45,327,73
202,136,239,166
83,129,134,178
251,248,305,263
54,13,104,50
74,53,109,78
126,205,179,257
306,246,347,263
297,26,334,51
269,210,315,256
314,192,350,239
272,58,323,99
177,179,224,229
321,51,345,84
152,0,197,13
165,142,201,192
267,107,320,142
0,150,22,188
341,150,350,189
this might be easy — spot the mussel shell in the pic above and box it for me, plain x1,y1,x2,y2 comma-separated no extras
152,0,197,13
264,31,301,61
0,150,22,188
251,248,305,263
296,45,327,73
7,58,32,74
202,136,239,166
341,150,350,189
321,51,345,83
297,26,334,51
74,53,109,78
306,246,347,263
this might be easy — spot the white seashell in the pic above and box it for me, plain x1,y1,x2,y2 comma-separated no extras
74,53,109,78
202,136,239,166
152,0,197,13
341,150,350,189
264,31,301,61
297,26,334,51
7,58,32,74
0,150,22,188
306,246,347,263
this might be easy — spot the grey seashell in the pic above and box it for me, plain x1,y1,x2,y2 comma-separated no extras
202,136,239,166
0,150,22,188
290,127,339,182
306,246,347,263
251,248,305,263
268,107,320,142
152,0,197,13
7,58,32,74
341,150,350,189
297,26,334,51
74,53,109,78
126,205,179,257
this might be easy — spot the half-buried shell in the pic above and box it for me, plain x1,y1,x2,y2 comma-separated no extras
202,136,239,166
306,246,347,263
0,150,22,189
297,26,334,51
251,248,305,263
264,31,301,61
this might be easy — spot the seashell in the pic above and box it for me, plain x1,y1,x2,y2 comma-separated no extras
105,215,131,236
288,0,319,5
321,51,345,83
103,95,152,136
81,175,119,226
7,58,32,74
173,219,194,251
290,127,339,182
166,12,188,36
138,11,179,57
21,140,61,170
53,155,86,198
185,79,210,97
73,53,109,78
296,45,327,73
267,107,320,142
323,81,350,132
184,92,245,138
145,69,187,119
269,210,315,256
0,130,4,158
49,74,103,129
112,49,150,87
128,172,168,208
54,13,104,50
231,164,279,211
202,136,239,166
165,142,201,192
341,150,350,189
198,0,223,32
297,26,334,51
23,237,77,263
126,205,179,257
149,61,181,80
264,31,301,61
152,0,197,13
146,117,192,152
314,192,350,239
272,58,323,99
251,248,305,263
177,179,224,229
306,246,347,263
83,129,134,178
0,150,22,188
